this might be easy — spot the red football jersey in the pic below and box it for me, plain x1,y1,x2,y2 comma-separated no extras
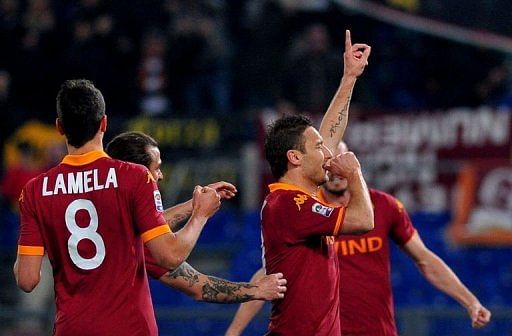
145,245,168,279
17,150,170,336
261,183,346,336
322,188,415,336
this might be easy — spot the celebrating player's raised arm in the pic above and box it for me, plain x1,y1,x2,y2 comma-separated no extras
319,30,370,152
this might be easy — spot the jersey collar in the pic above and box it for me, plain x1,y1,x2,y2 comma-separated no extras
268,182,319,198
61,150,110,166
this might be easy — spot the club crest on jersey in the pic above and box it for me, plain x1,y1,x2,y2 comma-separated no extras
153,190,164,212
311,202,334,217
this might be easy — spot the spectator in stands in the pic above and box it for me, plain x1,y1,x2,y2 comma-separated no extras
166,0,231,116
281,23,341,116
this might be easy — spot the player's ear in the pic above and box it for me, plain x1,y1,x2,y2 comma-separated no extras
55,118,65,135
99,115,107,132
287,149,302,165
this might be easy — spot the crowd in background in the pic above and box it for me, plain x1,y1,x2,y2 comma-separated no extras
1,0,512,334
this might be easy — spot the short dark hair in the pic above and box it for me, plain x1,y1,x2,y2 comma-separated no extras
106,131,158,168
264,115,312,179
56,79,105,148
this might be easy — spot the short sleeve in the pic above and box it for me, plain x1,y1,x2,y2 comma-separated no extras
132,168,169,242
18,182,45,255
387,196,416,246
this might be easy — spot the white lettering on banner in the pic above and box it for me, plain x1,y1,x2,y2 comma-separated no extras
346,107,510,151
343,107,511,212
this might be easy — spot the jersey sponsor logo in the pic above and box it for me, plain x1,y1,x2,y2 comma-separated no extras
335,236,383,256
293,194,308,210
153,190,164,212
311,202,334,217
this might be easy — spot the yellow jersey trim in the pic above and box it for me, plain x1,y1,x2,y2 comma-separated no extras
61,150,110,166
141,224,171,243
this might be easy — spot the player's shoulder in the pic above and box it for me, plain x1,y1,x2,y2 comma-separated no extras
370,188,405,212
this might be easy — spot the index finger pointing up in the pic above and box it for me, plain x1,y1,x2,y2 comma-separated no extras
345,29,352,51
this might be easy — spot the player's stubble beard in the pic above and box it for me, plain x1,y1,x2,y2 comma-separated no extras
323,183,348,197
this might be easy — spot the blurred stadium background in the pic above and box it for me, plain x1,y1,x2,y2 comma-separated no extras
1,0,512,335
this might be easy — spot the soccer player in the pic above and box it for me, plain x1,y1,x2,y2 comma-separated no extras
106,131,287,303
227,142,491,335
257,112,374,335
13,79,221,335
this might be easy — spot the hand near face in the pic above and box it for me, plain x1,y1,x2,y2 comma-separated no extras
326,151,361,178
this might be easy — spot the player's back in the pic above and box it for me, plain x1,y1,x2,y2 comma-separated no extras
20,151,165,336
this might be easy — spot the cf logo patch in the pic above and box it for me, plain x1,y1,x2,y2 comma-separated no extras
312,202,334,217
154,190,164,212
294,194,308,210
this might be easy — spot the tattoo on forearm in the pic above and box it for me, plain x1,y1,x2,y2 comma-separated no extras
167,211,192,227
202,277,256,303
329,95,351,138
167,262,200,287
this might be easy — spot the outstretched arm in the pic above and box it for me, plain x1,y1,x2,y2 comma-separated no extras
163,181,237,230
159,264,285,304
225,268,267,336
403,232,491,328
319,30,371,152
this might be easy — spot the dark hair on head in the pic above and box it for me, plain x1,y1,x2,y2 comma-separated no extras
56,79,105,148
264,114,312,179
106,131,158,169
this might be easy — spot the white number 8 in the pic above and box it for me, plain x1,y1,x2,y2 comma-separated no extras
65,199,105,270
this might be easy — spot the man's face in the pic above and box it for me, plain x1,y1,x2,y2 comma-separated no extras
324,142,349,194
299,126,332,186
147,145,163,182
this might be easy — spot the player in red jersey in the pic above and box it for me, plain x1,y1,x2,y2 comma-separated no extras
257,118,373,336
246,31,373,336
325,142,491,335
226,29,371,336
106,131,287,303
227,143,491,335
13,79,221,336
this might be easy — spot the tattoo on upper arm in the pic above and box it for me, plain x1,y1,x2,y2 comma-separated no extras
329,95,351,138
167,262,200,287
202,277,256,303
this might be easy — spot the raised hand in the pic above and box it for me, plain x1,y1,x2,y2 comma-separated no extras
207,181,237,200
344,30,371,78
192,185,221,218
253,272,287,300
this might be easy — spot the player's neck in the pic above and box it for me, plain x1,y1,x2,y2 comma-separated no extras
279,174,319,196
66,136,104,156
